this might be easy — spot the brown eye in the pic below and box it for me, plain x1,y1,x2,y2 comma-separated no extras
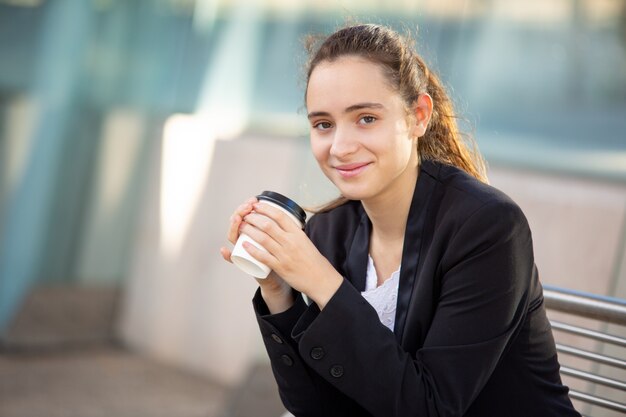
314,121,332,130
358,115,376,125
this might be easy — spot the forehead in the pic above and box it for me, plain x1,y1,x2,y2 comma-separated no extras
306,56,400,109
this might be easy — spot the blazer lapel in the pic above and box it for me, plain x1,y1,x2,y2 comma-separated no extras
394,160,437,343
344,207,371,292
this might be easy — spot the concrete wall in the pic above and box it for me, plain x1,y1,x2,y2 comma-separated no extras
489,166,626,296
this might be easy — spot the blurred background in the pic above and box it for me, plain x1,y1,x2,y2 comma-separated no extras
0,0,625,416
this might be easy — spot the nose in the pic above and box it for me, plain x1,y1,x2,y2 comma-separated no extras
329,126,358,159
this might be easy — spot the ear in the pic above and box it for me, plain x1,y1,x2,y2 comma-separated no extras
410,94,433,138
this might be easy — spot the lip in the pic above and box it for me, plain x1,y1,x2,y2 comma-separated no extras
334,162,371,178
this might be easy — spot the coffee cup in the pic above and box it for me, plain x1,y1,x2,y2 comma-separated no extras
231,191,306,278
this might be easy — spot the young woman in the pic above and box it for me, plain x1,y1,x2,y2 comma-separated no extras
221,24,580,417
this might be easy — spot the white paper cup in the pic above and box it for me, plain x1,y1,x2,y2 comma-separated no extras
231,191,306,278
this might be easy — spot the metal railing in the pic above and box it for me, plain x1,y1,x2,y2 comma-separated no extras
543,285,626,416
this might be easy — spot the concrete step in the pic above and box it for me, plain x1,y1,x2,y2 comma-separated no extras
218,362,285,417
0,346,229,417
0,285,287,417
0,285,119,350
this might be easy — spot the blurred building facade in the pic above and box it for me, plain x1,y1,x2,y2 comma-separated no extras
0,0,625,413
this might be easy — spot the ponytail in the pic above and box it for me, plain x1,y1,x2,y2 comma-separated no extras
416,56,487,183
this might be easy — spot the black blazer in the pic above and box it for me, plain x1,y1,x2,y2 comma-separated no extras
253,160,580,417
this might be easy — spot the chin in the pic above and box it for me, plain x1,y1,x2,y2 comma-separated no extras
323,170,378,201
332,183,379,202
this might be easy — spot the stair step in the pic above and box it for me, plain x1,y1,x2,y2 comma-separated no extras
1,286,119,351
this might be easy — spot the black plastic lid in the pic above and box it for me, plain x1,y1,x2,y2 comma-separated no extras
256,191,306,224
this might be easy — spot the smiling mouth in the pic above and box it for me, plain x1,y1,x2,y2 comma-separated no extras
335,163,371,178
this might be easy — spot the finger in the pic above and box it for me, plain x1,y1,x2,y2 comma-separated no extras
232,197,258,220
243,211,294,249
239,220,281,255
220,247,233,263
239,197,259,213
242,240,276,270
252,202,303,232
244,212,278,234
226,199,257,243
227,213,244,244
234,202,254,217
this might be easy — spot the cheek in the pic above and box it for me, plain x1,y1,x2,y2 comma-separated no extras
398,139,416,164
310,136,329,166
385,132,416,167
394,120,416,157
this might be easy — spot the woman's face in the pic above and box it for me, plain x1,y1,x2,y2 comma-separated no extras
306,56,429,203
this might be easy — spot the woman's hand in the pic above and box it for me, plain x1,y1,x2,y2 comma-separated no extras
220,197,256,253
240,202,343,309
220,197,294,314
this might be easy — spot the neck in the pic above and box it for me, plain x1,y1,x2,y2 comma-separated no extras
362,162,419,244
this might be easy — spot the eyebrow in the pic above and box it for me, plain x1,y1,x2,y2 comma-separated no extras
307,102,385,119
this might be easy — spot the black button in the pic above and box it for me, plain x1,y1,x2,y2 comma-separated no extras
310,347,325,360
281,354,293,366
330,365,344,378
270,334,283,344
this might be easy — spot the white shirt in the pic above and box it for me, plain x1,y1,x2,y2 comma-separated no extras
360,255,400,331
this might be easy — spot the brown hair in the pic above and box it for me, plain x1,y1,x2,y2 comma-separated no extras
305,24,488,212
